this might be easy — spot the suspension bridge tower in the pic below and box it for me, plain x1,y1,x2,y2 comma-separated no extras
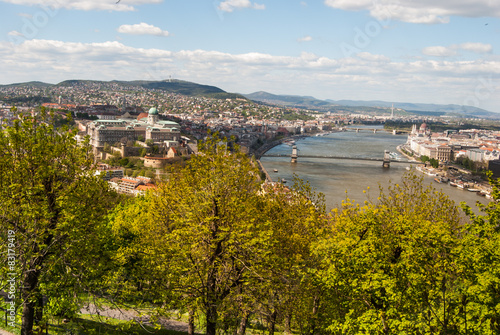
383,150,391,168
291,145,298,163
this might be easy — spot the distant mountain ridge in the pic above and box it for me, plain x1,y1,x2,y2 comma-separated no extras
55,79,244,99
1,79,246,100
0,81,53,88
2,80,497,119
243,91,499,119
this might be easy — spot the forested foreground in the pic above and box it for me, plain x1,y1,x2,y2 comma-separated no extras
1,113,500,335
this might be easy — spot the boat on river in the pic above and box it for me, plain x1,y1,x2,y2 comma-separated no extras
389,152,402,160
434,176,449,183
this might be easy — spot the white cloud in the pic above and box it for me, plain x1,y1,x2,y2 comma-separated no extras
1,39,499,111
297,36,312,42
117,23,169,37
458,42,492,54
218,0,266,12
356,52,390,62
18,13,33,18
324,0,500,24
0,0,162,11
423,43,493,57
8,31,24,37
422,46,457,57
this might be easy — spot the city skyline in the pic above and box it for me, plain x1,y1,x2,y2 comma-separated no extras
0,0,499,112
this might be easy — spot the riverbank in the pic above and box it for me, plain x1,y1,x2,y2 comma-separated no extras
397,145,493,198
254,133,314,183
261,128,489,211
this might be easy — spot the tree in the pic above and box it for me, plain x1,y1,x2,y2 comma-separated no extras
429,158,439,168
111,134,266,335
420,155,430,163
314,172,464,334
0,109,116,335
460,173,500,333
255,178,327,335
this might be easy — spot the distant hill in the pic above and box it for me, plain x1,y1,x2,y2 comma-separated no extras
244,91,333,108
326,99,494,117
0,81,52,88
1,79,250,103
54,79,247,99
244,91,499,119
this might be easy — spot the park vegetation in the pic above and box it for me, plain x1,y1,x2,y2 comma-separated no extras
1,111,500,335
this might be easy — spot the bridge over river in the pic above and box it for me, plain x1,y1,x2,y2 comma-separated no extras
262,153,422,164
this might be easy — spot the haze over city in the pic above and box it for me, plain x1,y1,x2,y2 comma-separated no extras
1,0,499,112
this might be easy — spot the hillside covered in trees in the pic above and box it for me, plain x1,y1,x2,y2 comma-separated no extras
1,112,500,335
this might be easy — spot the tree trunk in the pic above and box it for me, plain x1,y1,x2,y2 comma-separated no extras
308,295,320,335
21,268,41,335
21,301,35,335
206,302,218,335
268,310,277,335
35,295,43,325
237,312,249,335
206,199,222,335
188,307,195,335
284,312,292,334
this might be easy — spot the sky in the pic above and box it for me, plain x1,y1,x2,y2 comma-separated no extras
0,0,499,112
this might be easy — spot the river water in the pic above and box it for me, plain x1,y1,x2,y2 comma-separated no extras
260,126,489,212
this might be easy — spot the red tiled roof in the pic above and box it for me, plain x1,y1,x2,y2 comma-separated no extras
136,184,156,190
137,112,148,120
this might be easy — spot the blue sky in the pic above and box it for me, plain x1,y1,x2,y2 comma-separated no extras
1,0,499,112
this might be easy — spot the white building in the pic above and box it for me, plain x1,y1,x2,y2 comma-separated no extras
86,107,180,147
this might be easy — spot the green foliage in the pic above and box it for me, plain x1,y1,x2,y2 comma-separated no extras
74,111,98,120
0,108,117,335
255,177,327,335
118,157,129,166
314,172,465,334
6,110,500,335
460,172,500,333
281,111,315,121
103,142,112,153
429,157,439,168
455,156,484,173
110,133,266,335
145,170,155,179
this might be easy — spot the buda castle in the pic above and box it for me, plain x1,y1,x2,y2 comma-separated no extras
86,107,181,148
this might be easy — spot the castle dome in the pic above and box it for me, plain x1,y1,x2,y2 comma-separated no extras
148,107,158,115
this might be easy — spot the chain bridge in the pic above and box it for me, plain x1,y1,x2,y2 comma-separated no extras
263,148,422,167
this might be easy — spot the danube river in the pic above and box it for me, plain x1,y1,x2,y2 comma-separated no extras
260,126,489,212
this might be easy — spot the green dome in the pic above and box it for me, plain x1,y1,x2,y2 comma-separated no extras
148,107,158,115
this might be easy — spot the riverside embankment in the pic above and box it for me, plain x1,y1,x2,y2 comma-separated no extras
254,134,309,182
259,126,489,211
